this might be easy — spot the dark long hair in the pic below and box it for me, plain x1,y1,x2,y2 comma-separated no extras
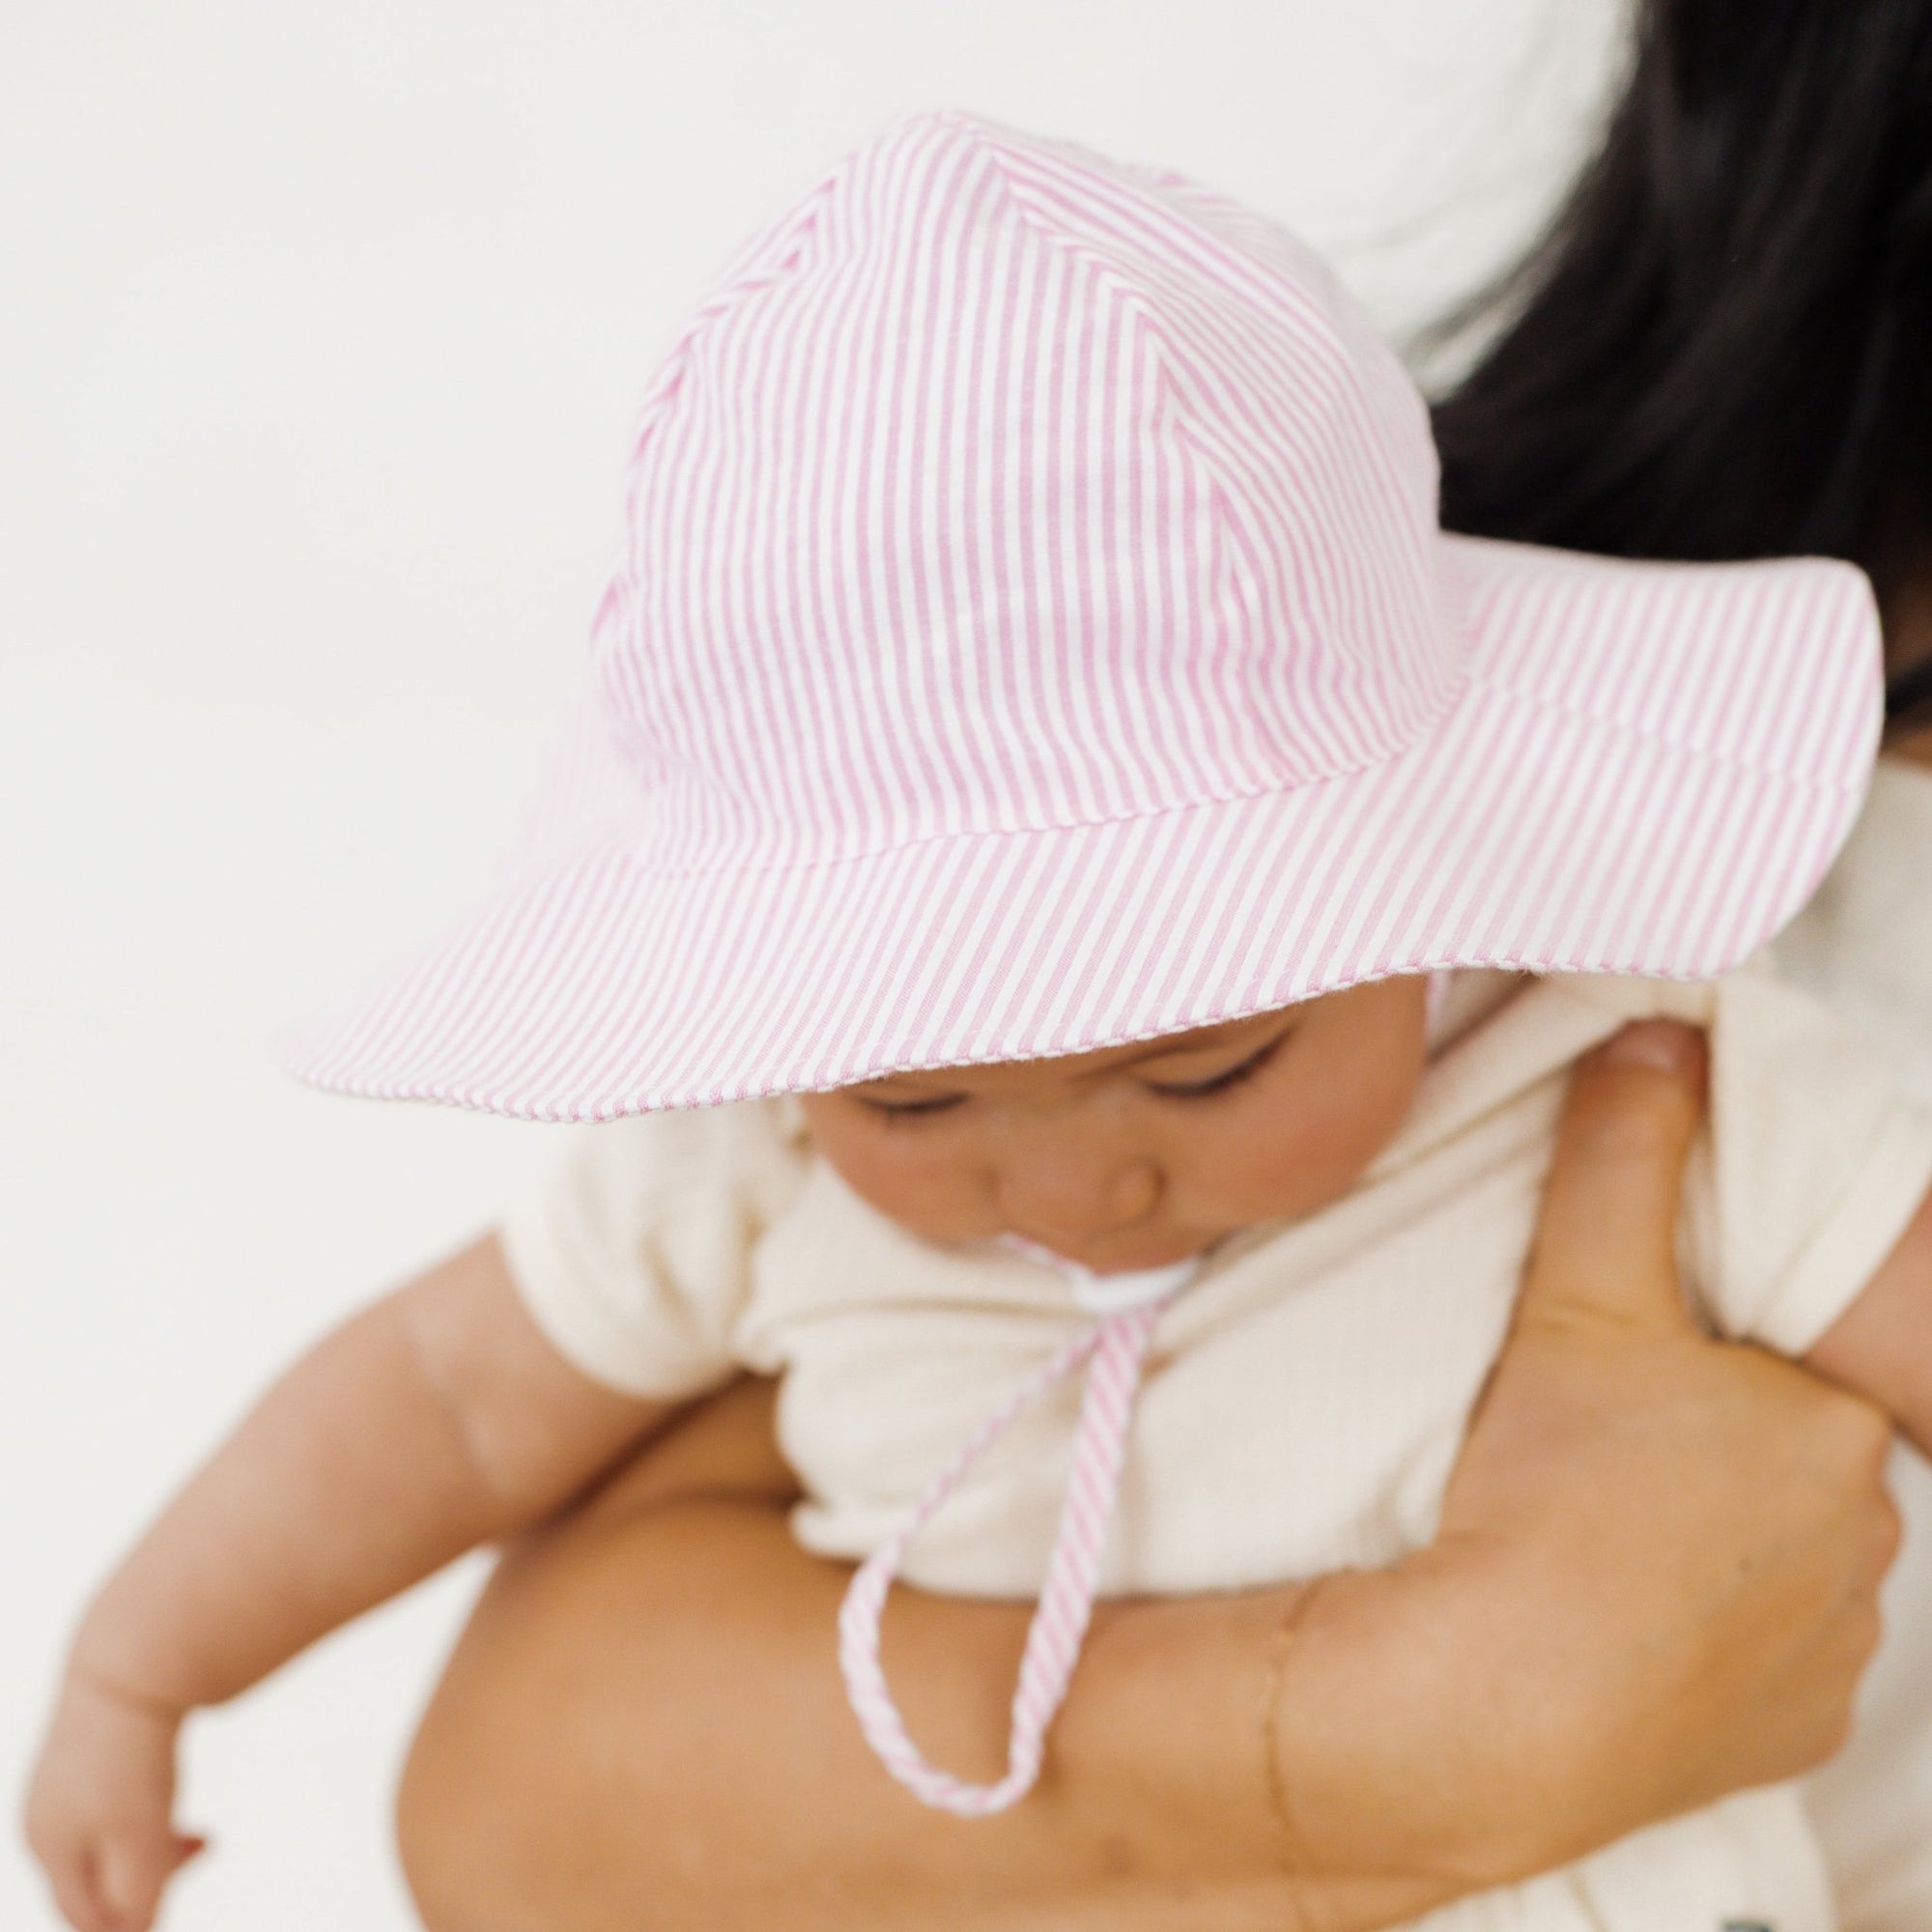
1429,0,1932,724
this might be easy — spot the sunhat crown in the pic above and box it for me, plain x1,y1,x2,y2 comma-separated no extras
593,111,1454,869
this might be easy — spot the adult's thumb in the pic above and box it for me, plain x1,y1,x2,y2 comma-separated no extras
1519,1019,1709,1336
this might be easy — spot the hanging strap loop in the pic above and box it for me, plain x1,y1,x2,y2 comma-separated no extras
838,1295,1170,1816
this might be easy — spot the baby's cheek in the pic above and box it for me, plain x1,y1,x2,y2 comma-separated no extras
848,1160,986,1243
802,1105,989,1243
1212,1130,1352,1223
1207,1093,1405,1225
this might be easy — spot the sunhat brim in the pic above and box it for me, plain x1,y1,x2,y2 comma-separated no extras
281,535,1881,1121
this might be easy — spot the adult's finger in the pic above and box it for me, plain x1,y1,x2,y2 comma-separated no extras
1519,1019,1708,1335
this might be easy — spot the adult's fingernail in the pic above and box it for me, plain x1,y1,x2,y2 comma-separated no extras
1598,1020,1699,1073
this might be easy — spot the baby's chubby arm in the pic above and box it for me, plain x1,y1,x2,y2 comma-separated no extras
25,1233,674,1932
1808,1181,1932,1455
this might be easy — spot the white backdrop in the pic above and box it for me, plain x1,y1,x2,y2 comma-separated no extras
0,5,1625,1926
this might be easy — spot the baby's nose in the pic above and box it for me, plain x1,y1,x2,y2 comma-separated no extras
995,1144,1159,1246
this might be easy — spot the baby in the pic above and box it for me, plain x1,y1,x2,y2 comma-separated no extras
28,113,1932,1932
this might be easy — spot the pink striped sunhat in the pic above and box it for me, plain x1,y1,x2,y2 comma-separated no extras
284,111,1882,1122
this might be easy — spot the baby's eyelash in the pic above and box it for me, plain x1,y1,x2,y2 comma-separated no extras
861,1093,967,1122
1144,1032,1288,1100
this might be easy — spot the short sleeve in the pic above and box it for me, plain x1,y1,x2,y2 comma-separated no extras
498,1098,812,1399
1694,969,1932,1354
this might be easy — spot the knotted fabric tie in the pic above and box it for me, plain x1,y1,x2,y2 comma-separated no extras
838,1248,1197,1816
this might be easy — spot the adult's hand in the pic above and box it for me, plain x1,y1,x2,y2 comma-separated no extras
398,1022,1899,1932
1272,1020,1899,1923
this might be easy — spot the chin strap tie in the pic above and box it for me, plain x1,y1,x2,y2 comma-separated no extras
837,1251,1195,1816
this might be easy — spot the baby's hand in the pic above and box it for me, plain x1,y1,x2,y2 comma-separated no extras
25,1670,206,1932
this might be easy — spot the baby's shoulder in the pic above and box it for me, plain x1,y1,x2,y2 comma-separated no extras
1415,959,1916,1195
1545,954,1890,1086
538,1094,814,1227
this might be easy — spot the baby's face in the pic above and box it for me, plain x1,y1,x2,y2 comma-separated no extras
800,977,1428,1276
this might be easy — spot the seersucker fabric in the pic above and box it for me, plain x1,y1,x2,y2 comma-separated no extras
281,111,1882,1119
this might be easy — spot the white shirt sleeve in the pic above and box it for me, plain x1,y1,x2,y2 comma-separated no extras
497,1098,812,1399
1693,968,1932,1354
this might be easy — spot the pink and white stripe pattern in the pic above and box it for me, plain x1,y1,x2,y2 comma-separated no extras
283,111,1883,1120
838,1291,1171,1814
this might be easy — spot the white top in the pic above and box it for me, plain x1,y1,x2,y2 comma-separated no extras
1778,758,1932,1094
501,936,1932,1604
1776,758,1932,1931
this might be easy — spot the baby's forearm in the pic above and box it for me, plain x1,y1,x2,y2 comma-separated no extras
71,1298,510,1713
1806,1181,1932,1460
70,1236,668,1716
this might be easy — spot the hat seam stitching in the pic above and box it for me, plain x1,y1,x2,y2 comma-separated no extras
598,692,1861,883
1461,661,1862,776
